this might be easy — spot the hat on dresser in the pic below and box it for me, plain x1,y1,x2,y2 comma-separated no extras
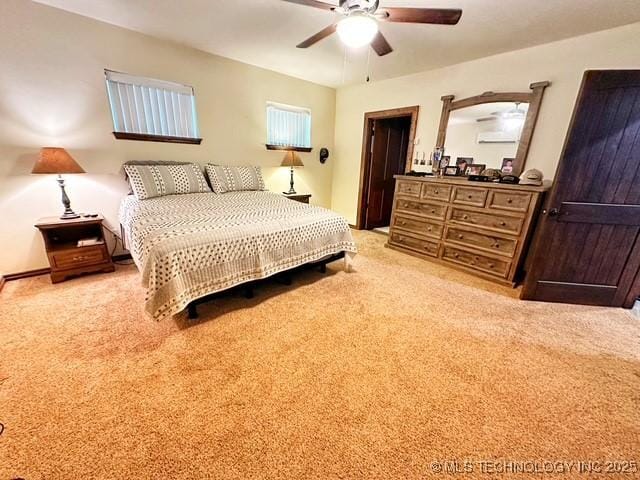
519,168,543,186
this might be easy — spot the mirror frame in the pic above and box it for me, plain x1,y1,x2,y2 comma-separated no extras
436,81,550,176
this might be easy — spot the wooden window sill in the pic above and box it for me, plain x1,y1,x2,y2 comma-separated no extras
113,132,202,144
266,144,312,153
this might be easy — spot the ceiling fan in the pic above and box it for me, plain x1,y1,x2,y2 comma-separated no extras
282,0,462,56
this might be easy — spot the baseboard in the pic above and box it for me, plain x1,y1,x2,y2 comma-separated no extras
4,267,50,281
5,253,133,282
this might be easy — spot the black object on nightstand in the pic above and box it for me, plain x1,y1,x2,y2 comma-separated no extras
282,193,311,204
35,215,115,283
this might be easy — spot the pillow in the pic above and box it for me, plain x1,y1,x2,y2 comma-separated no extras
122,160,194,194
205,165,265,194
123,164,211,200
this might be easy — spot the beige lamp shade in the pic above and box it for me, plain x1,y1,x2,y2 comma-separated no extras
32,147,85,174
280,151,304,168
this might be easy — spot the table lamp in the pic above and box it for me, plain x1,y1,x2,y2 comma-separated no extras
281,151,304,195
32,147,85,220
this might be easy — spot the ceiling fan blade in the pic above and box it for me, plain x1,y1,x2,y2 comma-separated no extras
371,32,393,56
378,8,462,25
281,0,337,11
296,24,337,48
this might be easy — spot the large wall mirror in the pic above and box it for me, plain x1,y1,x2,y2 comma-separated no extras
436,81,550,176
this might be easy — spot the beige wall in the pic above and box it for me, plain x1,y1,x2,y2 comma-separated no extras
0,0,336,274
331,22,640,224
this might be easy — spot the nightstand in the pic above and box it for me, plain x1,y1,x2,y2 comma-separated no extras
35,215,115,283
283,193,311,204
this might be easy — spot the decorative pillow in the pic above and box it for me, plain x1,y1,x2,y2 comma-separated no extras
122,160,193,194
205,165,265,194
123,164,211,200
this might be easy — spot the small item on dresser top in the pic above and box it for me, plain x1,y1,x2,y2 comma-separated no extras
519,168,544,186
406,170,431,177
467,175,490,182
499,175,520,184
443,166,459,176
481,168,503,181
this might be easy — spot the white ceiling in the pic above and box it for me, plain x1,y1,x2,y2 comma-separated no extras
34,0,640,87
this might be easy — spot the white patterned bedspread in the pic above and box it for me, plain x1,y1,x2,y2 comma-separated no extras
119,191,357,320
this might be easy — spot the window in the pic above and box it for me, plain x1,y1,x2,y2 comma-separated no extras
266,102,312,152
105,69,201,144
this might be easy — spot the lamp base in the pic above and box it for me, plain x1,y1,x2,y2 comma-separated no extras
60,211,80,220
57,175,80,220
283,189,297,195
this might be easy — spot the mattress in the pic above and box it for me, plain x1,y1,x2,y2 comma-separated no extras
119,191,357,319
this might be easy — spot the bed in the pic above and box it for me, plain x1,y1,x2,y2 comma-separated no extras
119,190,357,320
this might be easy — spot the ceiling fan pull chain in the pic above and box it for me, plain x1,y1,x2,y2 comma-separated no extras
366,47,371,83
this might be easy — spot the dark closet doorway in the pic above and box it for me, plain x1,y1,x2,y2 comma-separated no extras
356,106,419,230
522,70,640,307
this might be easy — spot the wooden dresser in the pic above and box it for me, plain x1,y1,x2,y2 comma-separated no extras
387,175,550,286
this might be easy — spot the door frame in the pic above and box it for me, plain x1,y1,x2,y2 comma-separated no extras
355,106,419,230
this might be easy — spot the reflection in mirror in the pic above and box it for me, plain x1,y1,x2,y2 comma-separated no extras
444,102,529,174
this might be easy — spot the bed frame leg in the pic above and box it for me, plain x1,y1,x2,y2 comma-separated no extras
244,287,254,299
187,303,198,320
319,263,327,274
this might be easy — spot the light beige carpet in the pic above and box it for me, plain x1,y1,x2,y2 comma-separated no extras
1,231,639,479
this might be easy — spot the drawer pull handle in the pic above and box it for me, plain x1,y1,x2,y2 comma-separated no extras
467,195,473,199
431,209,436,214
434,189,439,194
427,227,432,232
457,234,464,240
500,221,506,226
462,215,469,220
403,203,409,208
470,261,476,266
400,221,407,225
73,256,87,261
494,243,500,249
489,263,495,268
507,198,513,204
454,253,460,258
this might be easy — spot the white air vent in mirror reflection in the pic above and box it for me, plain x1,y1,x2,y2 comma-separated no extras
477,131,518,143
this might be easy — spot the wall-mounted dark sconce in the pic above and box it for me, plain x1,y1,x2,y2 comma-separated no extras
319,148,329,164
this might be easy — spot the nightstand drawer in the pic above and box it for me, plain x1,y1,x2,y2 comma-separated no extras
51,246,108,269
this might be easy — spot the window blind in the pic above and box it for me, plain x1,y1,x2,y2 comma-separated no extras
105,69,200,140
266,102,311,149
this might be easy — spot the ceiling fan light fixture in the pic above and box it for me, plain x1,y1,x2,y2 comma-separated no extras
336,14,379,48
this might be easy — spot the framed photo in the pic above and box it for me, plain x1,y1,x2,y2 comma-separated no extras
443,166,459,176
456,157,474,176
466,164,486,176
501,157,515,174
440,155,451,168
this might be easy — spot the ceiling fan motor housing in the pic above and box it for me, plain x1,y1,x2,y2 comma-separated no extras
339,0,380,14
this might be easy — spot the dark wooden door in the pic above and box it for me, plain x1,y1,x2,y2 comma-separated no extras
522,70,640,307
365,116,411,229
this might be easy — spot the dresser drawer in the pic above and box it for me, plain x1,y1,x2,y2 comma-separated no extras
421,183,452,202
51,246,108,269
395,199,447,220
390,233,439,257
396,180,422,198
449,208,524,235
392,215,443,239
444,226,517,257
488,191,532,212
452,186,488,207
442,246,511,277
